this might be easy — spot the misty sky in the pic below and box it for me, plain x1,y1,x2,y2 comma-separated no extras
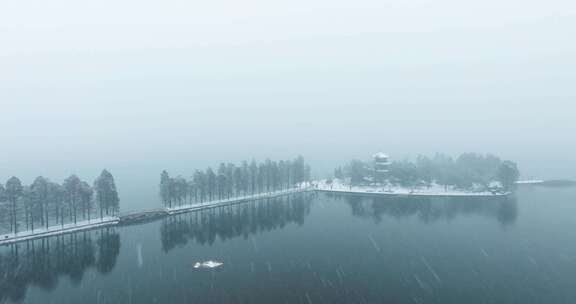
1,0,576,183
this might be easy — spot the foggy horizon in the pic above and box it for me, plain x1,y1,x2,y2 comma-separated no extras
2,0,576,182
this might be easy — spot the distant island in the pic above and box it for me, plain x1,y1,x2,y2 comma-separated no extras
319,152,520,197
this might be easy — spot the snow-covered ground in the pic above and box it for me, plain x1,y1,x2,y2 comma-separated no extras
315,180,509,197
167,186,312,215
0,216,119,246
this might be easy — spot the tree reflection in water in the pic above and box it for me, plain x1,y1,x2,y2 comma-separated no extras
161,194,313,252
336,194,518,226
0,228,121,303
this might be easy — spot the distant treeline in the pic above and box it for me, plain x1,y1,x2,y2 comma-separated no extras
159,156,311,208
0,170,120,234
334,153,520,192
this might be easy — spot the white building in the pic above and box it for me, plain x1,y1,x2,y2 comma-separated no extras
373,152,391,183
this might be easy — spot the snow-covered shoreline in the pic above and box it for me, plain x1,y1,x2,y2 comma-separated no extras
0,216,119,246
516,180,545,185
0,181,507,246
0,188,312,246
315,181,510,197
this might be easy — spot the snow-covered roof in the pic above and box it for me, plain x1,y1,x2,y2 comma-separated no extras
373,152,389,159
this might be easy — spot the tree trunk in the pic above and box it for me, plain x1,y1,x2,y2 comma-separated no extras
45,205,49,229
13,200,18,234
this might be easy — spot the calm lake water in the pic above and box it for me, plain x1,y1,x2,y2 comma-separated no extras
2,186,576,304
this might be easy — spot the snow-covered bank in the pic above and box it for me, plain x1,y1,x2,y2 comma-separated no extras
167,187,312,215
515,179,576,187
1,188,312,246
315,181,509,197
516,180,545,185
0,217,119,246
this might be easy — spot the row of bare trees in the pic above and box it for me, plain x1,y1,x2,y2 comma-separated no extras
159,156,311,208
0,170,119,235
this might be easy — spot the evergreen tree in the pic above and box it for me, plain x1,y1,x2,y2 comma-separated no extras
334,166,344,180
347,160,366,186
389,161,419,189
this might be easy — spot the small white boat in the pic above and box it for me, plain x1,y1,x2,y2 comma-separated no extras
193,261,223,269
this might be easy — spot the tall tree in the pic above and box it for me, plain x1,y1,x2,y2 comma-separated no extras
498,161,520,192
64,175,82,224
187,179,196,204
31,176,49,228
193,170,206,203
217,163,227,200
47,181,65,227
241,161,249,195
206,168,216,201
79,181,94,220
389,161,419,189
226,163,235,199
233,166,243,196
249,160,258,195
5,177,23,234
173,176,187,206
257,163,266,193
94,170,120,219
0,183,5,228
22,187,35,231
159,170,171,207
347,160,366,186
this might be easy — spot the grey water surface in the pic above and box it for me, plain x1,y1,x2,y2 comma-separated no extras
2,186,576,304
